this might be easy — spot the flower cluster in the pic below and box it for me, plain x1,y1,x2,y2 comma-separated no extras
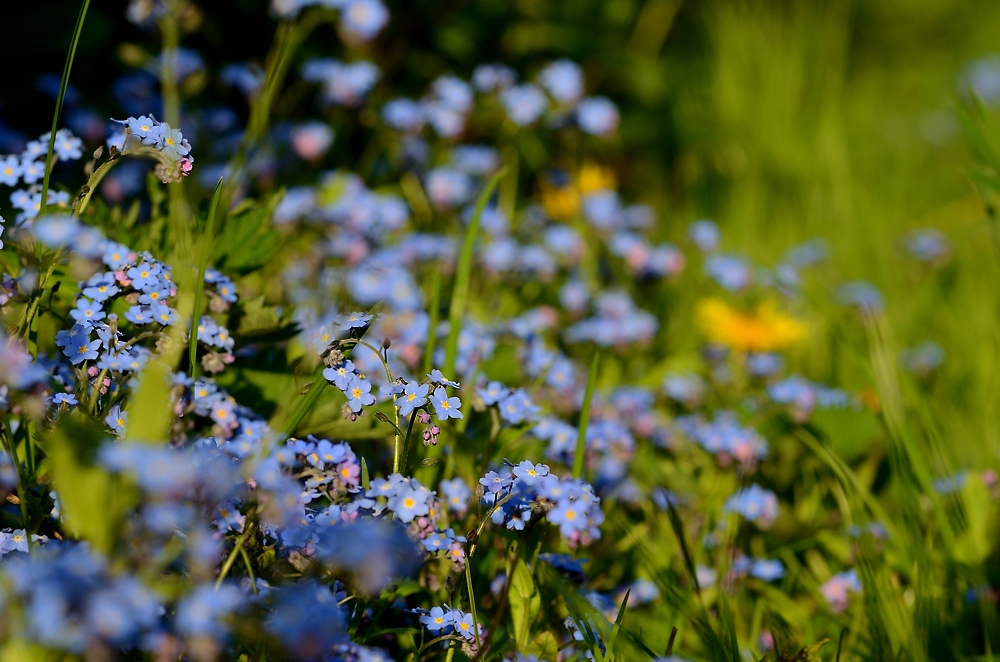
110,114,194,180
480,460,604,547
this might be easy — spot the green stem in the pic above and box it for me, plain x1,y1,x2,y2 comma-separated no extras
240,545,258,594
75,147,179,216
442,168,507,380
401,410,419,475
0,427,30,531
215,522,254,589
573,352,600,480
159,0,182,129
18,260,59,343
422,267,441,376
189,178,224,380
39,0,90,219
349,338,402,472
464,560,482,650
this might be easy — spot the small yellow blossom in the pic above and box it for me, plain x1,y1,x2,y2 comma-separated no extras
696,298,807,352
539,163,617,220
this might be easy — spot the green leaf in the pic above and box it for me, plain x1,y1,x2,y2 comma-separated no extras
211,192,283,274
43,415,129,553
125,360,173,443
573,352,599,480
443,167,506,379
509,557,541,651
525,631,559,661
228,294,299,342
39,0,90,218
190,177,224,380
604,588,630,661
717,592,740,662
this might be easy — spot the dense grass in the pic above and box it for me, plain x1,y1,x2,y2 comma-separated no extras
2,1,1000,660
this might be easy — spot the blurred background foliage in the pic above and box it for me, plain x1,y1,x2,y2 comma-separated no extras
6,0,1000,466
4,1,1000,654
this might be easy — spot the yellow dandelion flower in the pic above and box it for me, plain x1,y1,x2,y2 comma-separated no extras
540,184,580,220
577,162,616,194
539,162,617,220
696,298,807,352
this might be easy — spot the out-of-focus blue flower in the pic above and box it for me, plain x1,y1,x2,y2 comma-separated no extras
576,97,619,136
705,254,752,291
339,0,390,42
724,484,778,528
382,98,425,132
750,559,786,582
302,59,381,107
538,59,584,105
425,167,472,209
838,280,884,314
473,63,517,91
902,341,945,376
440,477,471,513
904,228,949,263
290,121,334,161
500,84,548,126
266,581,347,658
689,219,720,252
221,62,265,98
175,584,246,641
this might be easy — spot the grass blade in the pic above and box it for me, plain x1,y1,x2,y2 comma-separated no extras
442,167,506,380
422,266,442,375
717,592,740,662
189,177,224,379
573,352,600,479
604,588,631,660
39,0,90,219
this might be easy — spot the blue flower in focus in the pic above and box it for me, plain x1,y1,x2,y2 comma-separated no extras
430,387,463,420
396,382,429,417
336,311,372,331
323,359,356,390
419,606,453,634
345,376,376,412
427,369,460,388
0,155,21,186
479,469,512,495
0,528,29,553
512,460,550,486
386,487,429,523
106,405,127,435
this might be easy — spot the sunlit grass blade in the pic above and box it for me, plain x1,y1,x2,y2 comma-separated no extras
664,496,701,596
442,167,507,380
422,266,441,375
573,352,599,480
715,592,741,662
39,0,90,219
604,588,631,661
189,177,224,379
